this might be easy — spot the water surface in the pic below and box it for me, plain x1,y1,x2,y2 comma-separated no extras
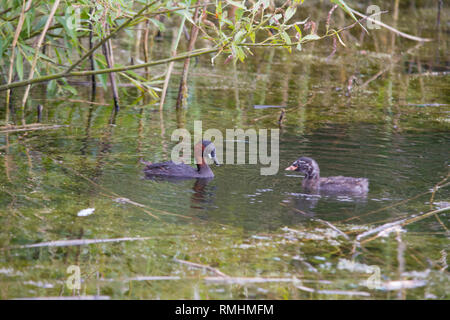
0,2,449,299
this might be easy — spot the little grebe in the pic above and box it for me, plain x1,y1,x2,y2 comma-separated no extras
144,140,219,179
285,156,369,194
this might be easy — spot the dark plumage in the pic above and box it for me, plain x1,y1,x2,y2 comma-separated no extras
144,140,219,179
285,156,369,194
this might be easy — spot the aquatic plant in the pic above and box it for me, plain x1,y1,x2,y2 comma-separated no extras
0,0,429,120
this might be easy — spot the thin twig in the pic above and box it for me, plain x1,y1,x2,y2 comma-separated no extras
357,206,450,245
5,0,33,123
88,7,96,96
400,206,450,228
175,2,202,109
102,27,120,113
11,236,157,249
99,275,332,284
0,47,219,91
315,219,350,240
160,10,187,110
349,8,432,42
32,98,109,106
296,285,370,297
174,258,229,277
65,1,158,73
20,0,60,121
0,124,67,133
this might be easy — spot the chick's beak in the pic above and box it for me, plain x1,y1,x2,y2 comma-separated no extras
213,157,220,166
285,165,297,171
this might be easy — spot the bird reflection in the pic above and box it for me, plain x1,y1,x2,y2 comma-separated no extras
143,175,216,210
190,178,215,209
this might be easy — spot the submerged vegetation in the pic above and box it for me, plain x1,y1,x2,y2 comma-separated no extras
0,0,449,300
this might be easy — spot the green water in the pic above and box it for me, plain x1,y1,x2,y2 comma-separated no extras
0,3,449,299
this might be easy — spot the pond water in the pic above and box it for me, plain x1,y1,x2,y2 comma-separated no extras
0,2,449,299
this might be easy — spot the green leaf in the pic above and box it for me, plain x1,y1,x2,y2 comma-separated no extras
231,43,245,62
330,0,363,30
235,8,244,21
55,17,69,40
15,49,23,81
54,47,63,65
249,31,255,43
236,46,245,62
280,30,291,45
20,43,57,65
61,78,78,96
221,17,234,28
334,31,346,47
284,6,296,23
302,34,320,41
234,29,247,43
270,14,283,25
25,9,31,37
149,18,166,31
47,79,57,96
98,72,108,90
294,24,302,39
216,1,222,15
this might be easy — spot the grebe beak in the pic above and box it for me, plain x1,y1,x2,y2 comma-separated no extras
285,165,297,171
